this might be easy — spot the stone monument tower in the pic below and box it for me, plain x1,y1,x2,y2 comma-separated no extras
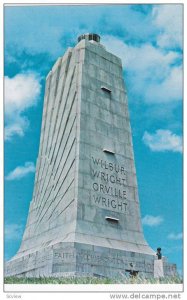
5,33,176,278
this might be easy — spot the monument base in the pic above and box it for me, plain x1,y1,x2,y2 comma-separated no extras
5,242,176,279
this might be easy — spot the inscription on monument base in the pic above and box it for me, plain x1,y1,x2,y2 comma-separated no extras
53,248,154,273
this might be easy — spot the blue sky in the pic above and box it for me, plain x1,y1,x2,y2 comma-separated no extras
4,4,183,275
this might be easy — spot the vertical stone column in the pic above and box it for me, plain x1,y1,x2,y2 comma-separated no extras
5,34,177,278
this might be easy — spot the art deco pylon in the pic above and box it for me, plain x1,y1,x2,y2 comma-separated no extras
5,34,176,278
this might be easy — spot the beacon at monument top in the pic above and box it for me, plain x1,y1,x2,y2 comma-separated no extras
77,33,101,43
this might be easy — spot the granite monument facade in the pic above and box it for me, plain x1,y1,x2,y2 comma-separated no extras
5,33,176,278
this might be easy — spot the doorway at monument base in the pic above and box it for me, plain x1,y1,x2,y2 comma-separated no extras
5,242,176,279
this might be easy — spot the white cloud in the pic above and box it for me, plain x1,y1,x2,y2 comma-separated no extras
144,65,182,103
152,5,183,49
5,73,41,115
167,232,183,240
5,223,24,241
143,129,182,153
102,36,182,104
5,117,29,141
104,39,178,73
4,73,41,141
5,162,35,181
142,215,164,227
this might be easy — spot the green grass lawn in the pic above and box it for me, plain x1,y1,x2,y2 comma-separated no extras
4,276,183,284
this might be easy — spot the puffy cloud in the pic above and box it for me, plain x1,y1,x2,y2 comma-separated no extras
4,73,41,141
5,116,29,141
152,4,183,49
102,36,182,104
5,73,41,115
5,162,35,181
142,129,182,153
167,232,183,240
5,223,24,241
142,215,164,227
144,66,182,103
103,39,178,72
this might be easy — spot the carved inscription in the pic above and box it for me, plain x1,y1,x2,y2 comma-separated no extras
53,249,150,272
91,156,128,213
